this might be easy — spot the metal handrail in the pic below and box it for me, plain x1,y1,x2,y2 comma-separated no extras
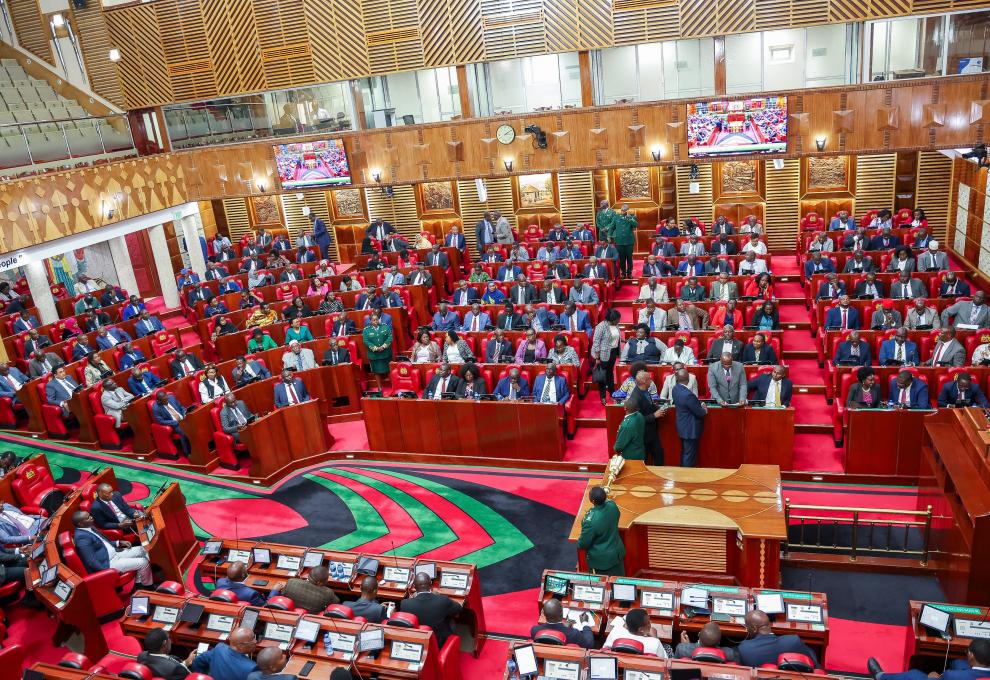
783,498,933,565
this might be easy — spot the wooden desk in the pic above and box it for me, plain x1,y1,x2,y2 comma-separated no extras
846,408,932,478
241,400,328,478
606,405,795,470
908,600,990,670
138,483,199,583
921,409,990,605
26,665,118,680
363,397,566,461
502,641,590,680
537,570,610,637
569,461,786,587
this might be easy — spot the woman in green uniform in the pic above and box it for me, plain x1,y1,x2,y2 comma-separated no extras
577,486,626,576
614,397,645,460
362,311,393,391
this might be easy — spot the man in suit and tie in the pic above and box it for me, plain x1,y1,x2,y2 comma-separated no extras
100,379,134,428
423,363,461,400
711,233,737,256
834,330,872,366
509,274,537,305
71,510,152,585
890,272,926,300
816,273,846,301
116,343,147,370
218,393,256,444
169,349,205,379
538,280,566,305
582,257,608,280
308,211,333,261
128,365,165,397
0,363,29,404
22,329,52,358
496,261,522,283
532,364,570,404
559,302,593,337
279,265,305,282
461,303,491,332
481,245,504,263
485,329,515,363
215,561,266,606
870,639,990,680
568,280,600,305
495,303,523,331
493,367,530,400
204,263,226,282
942,291,989,329
84,310,113,332
452,280,479,306
869,226,902,251
740,610,820,668
940,272,971,297
637,276,669,303
294,245,316,265
11,310,39,334
322,340,351,366
853,272,885,299
636,300,666,332
475,212,496,256
186,284,211,306
45,366,79,416
274,369,310,407
408,262,434,288
232,356,271,386
672,369,707,467
29,350,64,379
282,340,317,372
843,251,875,274
927,327,966,367
444,225,466,253
431,301,460,331
367,217,396,243
136,629,196,680
710,272,738,301
400,573,463,649
547,261,572,280
100,285,128,306
906,297,941,330
95,327,131,350
938,372,989,408
90,483,143,532
665,300,707,331
678,277,706,302
889,370,930,409
74,292,101,315
152,391,191,457
642,254,673,278
803,252,835,279
870,303,903,330
704,257,733,276
677,255,705,277
707,326,743,363
329,313,357,338
824,295,860,330
382,266,406,289
134,311,165,338
707,352,747,405
747,365,792,407
71,337,96,362
917,241,949,271
879,328,920,366
425,244,449,269
679,235,706,256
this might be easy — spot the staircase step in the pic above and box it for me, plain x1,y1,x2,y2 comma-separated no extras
795,423,834,435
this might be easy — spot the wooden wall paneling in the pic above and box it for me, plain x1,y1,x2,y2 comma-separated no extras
203,0,265,97
198,200,219,239
933,78,989,150
576,0,614,48
611,2,679,46
280,191,334,258
156,0,218,103
419,0,456,67
221,198,252,241
854,153,896,214
103,4,174,108
366,184,421,238
71,2,125,107
253,0,315,90
545,0,583,54
764,158,801,251
480,0,546,60
8,0,54,65
887,83,929,150
558,171,595,227
915,151,953,241
675,164,714,225
363,0,426,74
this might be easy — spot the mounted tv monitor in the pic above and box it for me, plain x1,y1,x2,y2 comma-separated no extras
273,139,352,190
686,97,788,157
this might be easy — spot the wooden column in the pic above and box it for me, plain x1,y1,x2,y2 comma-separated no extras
456,64,473,118
579,51,594,107
350,82,366,130
714,36,726,96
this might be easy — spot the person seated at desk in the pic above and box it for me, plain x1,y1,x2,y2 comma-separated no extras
679,276,706,301
807,232,834,253
824,295,860,331
85,310,114,332
548,334,580,367
247,303,279,328
708,352,747,405
28,349,64,379
637,300,665,331
0,452,20,479
509,244,530,263
239,292,261,310
306,277,329,298
343,576,385,623
283,317,314,346
711,233,737,256
679,235,706,256
270,365,314,408
650,236,677,259
400,572,462,648
272,565,339,613
205,263,226,282
323,340,351,366
738,251,769,276
485,329,514,364
71,509,153,586
613,361,659,401
100,379,134,427
708,259,735,280
604,608,667,656
854,272,886,300
666,300,707,331
871,302,903,330
938,371,989,408
829,210,857,231
494,367,530,401
11,310,39,334
973,338,990,366
887,247,916,275
917,240,949,272
742,333,777,365
748,364,792,407
152,392,191,456
559,302,593,337
101,284,128,307
707,325,743,362
271,234,292,253
804,252,835,279
741,233,768,255
750,300,779,332
940,272,971,298
674,622,738,662
844,251,876,274
509,274,538,306
137,628,196,680
135,310,165,339
889,370,930,409
74,292,101,315
0,502,42,544
642,254,673,278
595,238,619,263
622,324,666,364
710,299,743,329
247,647,294,680
677,255,705,277
431,300,460,331
532,364,570,404
283,296,313,321
187,284,212,306
461,302,491,333
407,262,433,288
170,349,205,380
481,245,504,264
816,273,846,302
190,627,258,680
906,297,940,330
282,340,318,372
928,327,966,367
442,330,475,364
247,269,275,291
847,367,881,409
129,365,165,397
582,257,609,280
115,342,147,371
23,329,52,359
315,291,343,316
680,219,703,237
324,312,355,338
455,363,488,399
452,279,480,306
869,638,990,680
879,327,919,366
869,225,902,251
842,226,869,251
942,290,989,329
410,329,441,364
0,363,28,403
834,330,872,366
739,610,820,668
657,220,680,238
216,561,266,606
220,277,242,295
496,303,524,331
515,328,547,363
710,272,738,302
244,329,277,355
199,365,232,403
201,296,230,319
662,330,698,363
481,281,506,305
91,482,144,533
232,356,271,386
45,365,80,417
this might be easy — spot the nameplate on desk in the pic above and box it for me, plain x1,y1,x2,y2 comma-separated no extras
544,659,580,680
787,603,824,624
625,671,663,680
439,571,469,590
276,555,302,572
228,549,251,564
640,591,673,611
153,606,180,626
207,614,235,634
713,598,748,617
955,619,990,639
145,525,156,543
572,583,605,605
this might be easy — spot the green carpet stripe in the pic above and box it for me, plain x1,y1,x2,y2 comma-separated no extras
361,468,533,568
326,469,456,556
303,474,389,550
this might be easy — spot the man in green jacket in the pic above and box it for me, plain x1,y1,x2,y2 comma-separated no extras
577,486,626,576
612,203,637,279
614,397,645,460
596,200,617,242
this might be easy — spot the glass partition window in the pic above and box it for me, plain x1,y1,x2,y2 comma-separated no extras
594,39,715,104
947,10,990,75
868,16,944,81
725,25,853,94
266,82,353,133
357,66,460,128
470,53,581,114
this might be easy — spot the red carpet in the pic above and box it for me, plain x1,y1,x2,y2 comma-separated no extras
793,434,844,471
565,427,607,462
329,418,371,450
790,393,832,425
786,358,824,385
779,303,811,322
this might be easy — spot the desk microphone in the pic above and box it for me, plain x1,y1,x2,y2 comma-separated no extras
388,540,400,567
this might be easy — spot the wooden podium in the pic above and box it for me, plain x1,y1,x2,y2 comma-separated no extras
241,400,328,479
568,461,786,587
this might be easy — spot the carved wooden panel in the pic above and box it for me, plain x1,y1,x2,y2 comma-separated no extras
808,156,850,191
617,169,652,201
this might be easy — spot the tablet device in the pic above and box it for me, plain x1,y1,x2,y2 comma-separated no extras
415,562,436,579
240,607,260,631
263,622,294,643
513,644,538,676
276,555,302,571
572,584,605,605
326,632,356,653
670,668,703,680
612,583,636,603
544,574,568,596
589,656,619,680
227,549,251,565
206,613,235,634
545,659,580,680
180,602,205,624
294,619,321,643
625,671,664,680
152,605,180,625
756,593,785,615
40,565,57,587
358,627,384,652
439,571,469,590
302,552,323,568
712,597,747,617
640,590,673,610
252,548,271,564
390,640,423,663
787,603,824,624
383,566,410,583
919,604,951,635
130,595,150,616
356,556,379,576
30,542,45,561
954,619,990,640
53,580,73,603
202,540,222,555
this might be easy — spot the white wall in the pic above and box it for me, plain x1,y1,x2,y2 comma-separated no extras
725,32,762,94
806,24,849,85
385,71,422,123
764,28,806,90
599,46,638,103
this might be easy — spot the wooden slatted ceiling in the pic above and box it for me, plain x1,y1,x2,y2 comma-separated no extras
363,0,426,74
255,0,315,90
915,151,952,242
559,171,595,228
103,4,174,108
222,197,252,241
647,525,727,572
855,153,896,217
8,0,53,66
675,165,714,226
72,2,125,107
764,158,801,251
203,0,265,97
303,0,370,83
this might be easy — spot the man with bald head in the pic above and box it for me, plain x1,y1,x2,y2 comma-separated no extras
273,564,338,613
246,647,294,680
71,510,152,586
343,575,385,623
530,598,594,648
400,572,462,647
191,627,258,680
675,621,738,661
90,483,144,533
673,368,707,467
216,561,265,606
738,609,819,668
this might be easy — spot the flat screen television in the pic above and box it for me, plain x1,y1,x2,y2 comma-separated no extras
273,138,352,190
686,97,788,157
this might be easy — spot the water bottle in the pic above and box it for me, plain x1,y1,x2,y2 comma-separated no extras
506,659,520,680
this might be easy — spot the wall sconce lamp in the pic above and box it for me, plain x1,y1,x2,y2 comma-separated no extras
650,145,662,162
503,158,513,172
815,136,827,151
108,48,121,62
101,200,115,221
371,169,382,183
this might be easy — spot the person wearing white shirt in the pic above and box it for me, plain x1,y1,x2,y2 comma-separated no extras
741,236,768,255
661,341,697,367
738,252,768,276
198,366,232,404
604,609,667,657
71,510,153,585
659,362,698,399
637,277,669,303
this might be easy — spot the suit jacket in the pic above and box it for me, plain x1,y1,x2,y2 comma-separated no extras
425,251,449,268
853,280,886,299
824,306,861,330
710,240,737,256
282,348,317,371
843,257,876,273
888,377,930,409
870,309,903,330
508,283,537,304
890,278,926,299
136,652,189,680
664,305,707,330
888,257,918,274
135,317,164,338
101,388,133,419
816,281,847,300
11,316,39,333
678,285,706,302
45,375,79,405
707,338,743,362
739,634,819,668
493,376,530,400
273,378,310,407
938,381,989,408
475,219,495,254
281,577,338,614
741,344,778,365
73,527,117,573
129,372,163,396
96,329,130,350
707,362,747,404
30,353,64,378
170,354,205,379
672,383,705,439
85,312,113,332
530,621,595,649
905,307,941,330
451,287,480,306
219,401,254,434
495,312,523,330
747,374,792,406
917,251,949,271
942,301,990,329
868,235,902,250
91,492,140,530
343,598,385,624
460,311,491,332
485,339,514,363
834,341,872,366
214,577,265,606
0,368,29,399
704,259,733,275
117,350,147,371
399,592,462,648
232,361,270,386
423,373,462,399
454,378,488,398
940,280,972,297
803,259,835,279
710,281,738,300
190,643,258,680
927,339,966,367
677,261,705,276
152,395,187,428
537,287,567,305
568,285,599,304
71,341,96,362
531,374,570,404
878,339,920,365
444,233,466,251
846,382,881,408
582,264,609,279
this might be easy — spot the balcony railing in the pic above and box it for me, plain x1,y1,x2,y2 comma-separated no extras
0,113,136,177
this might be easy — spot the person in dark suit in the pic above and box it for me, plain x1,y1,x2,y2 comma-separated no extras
937,372,989,408
672,369,706,467
0,363,29,403
328,313,357,338
747,365,792,406
136,629,195,680
322,341,351,366
853,273,886,299
485,329,515,363
493,368,530,400
870,639,990,680
273,370,310,407
169,349,205,379
71,510,153,585
95,327,130,350
190,628,259,680
834,330,872,366
626,366,666,464
423,363,461,399
23,329,52,359
247,647,295,680
454,364,488,399
84,310,113,332
400,572,463,648
878,328,920,366
868,227,902,251
815,273,846,301
824,296,861,330
940,272,971,297
11,311,39,334
495,303,524,331
219,393,256,444
475,212,496,255
425,244,449,269
846,367,881,409
451,280,480,306
530,598,595,648
707,326,743,363
134,311,165,338
232,356,271,386
444,225,466,253
308,211,333,261
739,610,820,668
45,366,79,416
888,370,930,409
741,333,778,365
100,285,128,307
215,561,266,606
343,576,386,623
90,483,143,532
151,391,191,457
803,252,835,279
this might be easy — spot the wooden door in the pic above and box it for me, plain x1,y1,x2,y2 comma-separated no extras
125,230,162,298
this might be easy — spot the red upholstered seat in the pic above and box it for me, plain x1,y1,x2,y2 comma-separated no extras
59,652,92,669
389,363,422,395
387,612,419,628
325,604,353,619
612,638,645,655
145,389,183,460
88,384,125,449
57,531,135,603
156,581,185,595
276,284,298,301
36,379,69,439
0,644,25,677
210,589,238,603
118,662,154,680
186,675,215,680
693,647,727,663
778,653,815,672
267,595,295,611
11,463,73,515
533,628,567,645
151,331,177,355
209,402,245,469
